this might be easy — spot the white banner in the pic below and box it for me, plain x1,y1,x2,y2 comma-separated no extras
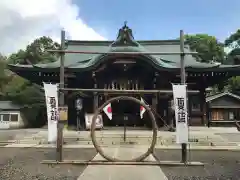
43,83,58,143
172,84,189,144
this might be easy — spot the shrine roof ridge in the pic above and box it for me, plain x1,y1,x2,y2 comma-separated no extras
7,23,240,74
66,39,182,46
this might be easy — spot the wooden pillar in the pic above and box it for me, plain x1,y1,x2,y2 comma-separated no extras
93,72,98,112
152,94,157,111
64,77,69,127
187,95,192,126
168,98,174,126
59,30,65,106
152,93,157,126
56,30,65,162
152,75,158,127
93,83,98,112
93,93,98,112
207,104,210,127
200,86,207,126
64,77,68,106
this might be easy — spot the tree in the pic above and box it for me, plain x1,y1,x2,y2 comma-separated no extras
223,30,240,91
185,34,225,63
8,36,60,64
0,54,7,96
225,29,240,47
0,54,14,97
227,76,240,91
224,29,240,64
4,36,60,127
4,77,46,127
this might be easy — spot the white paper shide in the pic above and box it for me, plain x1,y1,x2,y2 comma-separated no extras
172,84,189,144
43,83,58,143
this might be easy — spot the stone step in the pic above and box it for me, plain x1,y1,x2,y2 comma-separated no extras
9,135,234,146
12,135,211,141
212,142,238,146
9,139,238,147
65,140,236,146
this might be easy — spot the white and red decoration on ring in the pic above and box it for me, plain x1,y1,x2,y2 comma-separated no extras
103,103,112,120
140,97,146,119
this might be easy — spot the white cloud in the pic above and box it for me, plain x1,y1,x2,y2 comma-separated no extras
0,0,106,55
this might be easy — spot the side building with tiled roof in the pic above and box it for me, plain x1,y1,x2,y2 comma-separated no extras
206,92,240,127
0,101,27,129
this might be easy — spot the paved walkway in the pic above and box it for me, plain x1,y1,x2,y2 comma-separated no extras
77,147,168,180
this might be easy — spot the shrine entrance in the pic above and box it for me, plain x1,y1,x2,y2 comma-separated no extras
102,94,145,127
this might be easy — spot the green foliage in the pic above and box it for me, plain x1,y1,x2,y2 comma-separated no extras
8,36,60,64
225,29,240,46
1,36,60,127
184,33,240,93
0,56,7,93
0,54,13,97
224,29,240,65
226,76,240,92
5,79,46,127
185,34,225,63
223,30,240,92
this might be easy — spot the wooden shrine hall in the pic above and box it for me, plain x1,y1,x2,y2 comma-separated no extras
8,24,240,129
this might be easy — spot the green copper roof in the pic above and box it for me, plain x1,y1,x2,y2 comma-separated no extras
8,24,240,73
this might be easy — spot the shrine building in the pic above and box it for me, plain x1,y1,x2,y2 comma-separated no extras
8,24,240,129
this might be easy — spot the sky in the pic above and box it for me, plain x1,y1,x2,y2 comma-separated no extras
0,0,240,55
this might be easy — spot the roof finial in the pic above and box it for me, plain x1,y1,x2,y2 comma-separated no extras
124,21,127,27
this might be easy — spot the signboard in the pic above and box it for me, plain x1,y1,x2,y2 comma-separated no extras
85,113,103,130
43,83,58,143
172,84,189,144
59,106,68,121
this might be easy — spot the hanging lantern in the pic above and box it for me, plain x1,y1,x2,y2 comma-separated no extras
75,97,83,111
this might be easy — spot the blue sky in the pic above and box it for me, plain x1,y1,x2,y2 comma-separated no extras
74,0,240,42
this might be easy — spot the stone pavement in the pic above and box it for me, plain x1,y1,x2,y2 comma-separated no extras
77,147,168,180
0,128,45,147
2,127,240,150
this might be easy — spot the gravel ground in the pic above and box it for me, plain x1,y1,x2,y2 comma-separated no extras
0,148,97,180
155,149,240,180
1,147,240,180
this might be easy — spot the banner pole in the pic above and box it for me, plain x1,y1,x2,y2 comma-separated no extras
180,29,187,163
56,30,66,162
